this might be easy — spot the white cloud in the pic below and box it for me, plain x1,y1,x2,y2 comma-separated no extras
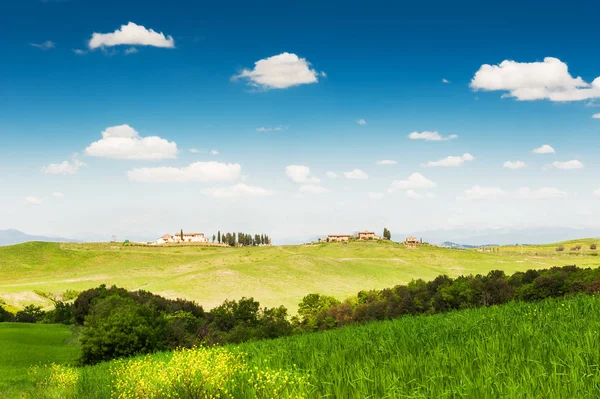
72,49,87,55
233,52,322,90
127,161,241,182
124,47,139,55
594,189,600,199
25,196,42,205
470,57,600,102
30,41,55,50
256,126,287,132
84,124,178,160
532,144,555,154
326,171,338,178
376,160,397,165
285,165,320,184
423,153,474,167
368,192,384,200
458,186,506,201
593,113,600,119
408,131,458,141
211,150,219,156
442,78,450,84
189,148,200,154
88,22,175,50
344,169,368,179
357,119,366,125
389,173,436,192
405,189,423,199
553,160,584,170
503,160,527,169
514,187,567,199
299,184,330,194
41,159,85,175
202,183,272,198
52,192,65,198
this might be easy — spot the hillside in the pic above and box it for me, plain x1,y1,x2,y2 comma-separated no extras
7,295,600,398
0,229,77,246
1,239,599,311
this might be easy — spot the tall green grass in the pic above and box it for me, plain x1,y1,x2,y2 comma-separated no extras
24,295,600,398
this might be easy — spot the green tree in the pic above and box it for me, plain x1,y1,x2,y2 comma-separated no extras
180,229,184,241
217,230,221,243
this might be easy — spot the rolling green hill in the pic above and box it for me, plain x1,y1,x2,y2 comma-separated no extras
1,239,598,312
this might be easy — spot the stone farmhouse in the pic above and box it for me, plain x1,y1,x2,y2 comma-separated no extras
404,236,421,247
358,230,381,240
320,234,351,243
156,232,208,245
319,230,381,243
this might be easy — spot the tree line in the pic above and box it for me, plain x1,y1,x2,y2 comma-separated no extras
215,231,271,246
2,264,600,365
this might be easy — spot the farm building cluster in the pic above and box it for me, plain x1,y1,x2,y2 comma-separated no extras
156,232,208,245
319,230,422,247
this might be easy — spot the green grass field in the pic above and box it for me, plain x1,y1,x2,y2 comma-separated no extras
8,295,600,398
0,323,80,398
1,239,599,312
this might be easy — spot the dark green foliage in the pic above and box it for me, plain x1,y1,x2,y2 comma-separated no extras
383,228,391,240
16,305,45,323
80,296,169,364
42,301,74,324
0,305,15,322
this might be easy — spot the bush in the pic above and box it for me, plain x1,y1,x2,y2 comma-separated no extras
556,246,565,252
0,304,15,322
80,296,169,364
591,244,597,250
43,302,74,325
16,305,45,323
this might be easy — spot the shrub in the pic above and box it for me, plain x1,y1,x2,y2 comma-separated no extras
556,246,564,252
591,244,597,250
0,304,15,322
16,305,45,323
43,302,74,325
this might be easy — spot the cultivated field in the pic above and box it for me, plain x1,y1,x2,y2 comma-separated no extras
6,295,600,398
1,239,599,312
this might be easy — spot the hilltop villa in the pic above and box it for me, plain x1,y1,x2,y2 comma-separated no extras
319,230,381,242
404,236,421,247
358,230,381,240
156,232,208,245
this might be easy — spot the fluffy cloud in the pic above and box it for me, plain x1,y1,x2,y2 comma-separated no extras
503,160,527,169
233,52,322,90
256,126,287,132
470,57,600,102
30,41,55,50
368,192,384,200
532,144,555,154
458,186,506,201
285,165,320,184
357,119,367,125
41,159,85,175
405,189,423,199
299,184,330,194
128,161,241,182
84,124,178,160
593,113,600,119
514,187,567,199
553,160,584,170
423,153,474,167
189,148,200,154
409,131,458,141
442,78,450,84
594,189,600,199
52,192,65,198
25,196,42,205
211,150,219,156
344,169,368,179
326,171,338,178
376,160,397,165
202,183,272,198
88,22,175,50
389,173,436,192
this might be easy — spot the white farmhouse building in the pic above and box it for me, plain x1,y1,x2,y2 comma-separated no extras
156,232,208,245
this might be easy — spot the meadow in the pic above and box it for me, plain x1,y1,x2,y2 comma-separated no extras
1,239,598,312
9,294,600,398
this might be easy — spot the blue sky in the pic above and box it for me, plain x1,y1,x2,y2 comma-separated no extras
1,0,600,242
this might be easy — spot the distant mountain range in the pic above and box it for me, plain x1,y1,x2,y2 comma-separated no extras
0,229,78,246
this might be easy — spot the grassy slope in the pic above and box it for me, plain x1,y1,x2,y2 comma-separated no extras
12,295,600,398
0,323,80,397
1,240,598,311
